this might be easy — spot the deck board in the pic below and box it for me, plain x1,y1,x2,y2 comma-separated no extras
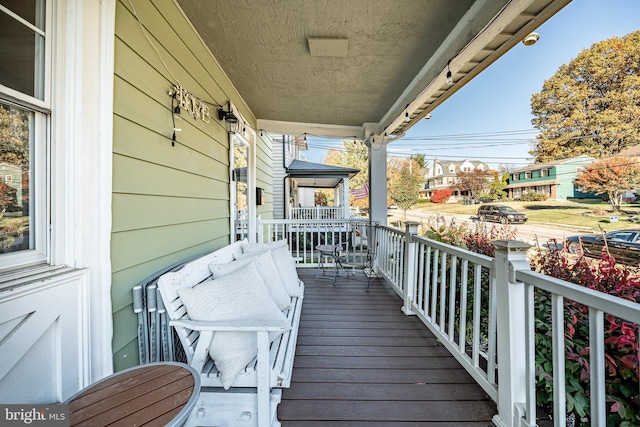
279,268,496,426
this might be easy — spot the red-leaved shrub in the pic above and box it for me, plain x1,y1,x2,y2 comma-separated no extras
430,189,452,204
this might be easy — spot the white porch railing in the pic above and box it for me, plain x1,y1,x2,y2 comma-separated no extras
512,266,640,427
288,206,347,220
257,218,640,427
376,225,498,402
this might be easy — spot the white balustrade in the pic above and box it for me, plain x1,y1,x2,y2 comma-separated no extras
257,218,639,427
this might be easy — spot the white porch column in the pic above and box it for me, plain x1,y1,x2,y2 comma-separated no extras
368,141,387,225
341,177,350,218
491,240,532,427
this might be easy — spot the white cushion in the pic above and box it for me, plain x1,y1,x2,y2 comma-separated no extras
242,239,288,255
177,263,287,389
210,252,291,311
270,246,303,297
158,240,246,303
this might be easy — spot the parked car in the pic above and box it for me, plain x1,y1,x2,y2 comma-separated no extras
565,229,640,265
476,204,528,224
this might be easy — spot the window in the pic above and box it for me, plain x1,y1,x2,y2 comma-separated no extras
541,168,549,177
525,171,532,179
230,128,256,243
537,185,551,195
0,1,49,268
232,135,249,241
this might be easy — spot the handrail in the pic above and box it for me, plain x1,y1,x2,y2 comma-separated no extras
516,269,640,323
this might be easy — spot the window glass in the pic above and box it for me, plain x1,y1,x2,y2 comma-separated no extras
0,0,47,267
232,136,248,241
0,1,43,27
0,1,46,99
0,101,32,254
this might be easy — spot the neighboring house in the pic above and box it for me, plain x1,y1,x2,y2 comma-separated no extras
0,163,22,207
505,155,598,200
272,136,358,219
616,144,640,201
420,159,489,201
0,0,569,406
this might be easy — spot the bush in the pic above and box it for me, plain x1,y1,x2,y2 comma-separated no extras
519,192,548,201
430,189,452,204
477,192,499,203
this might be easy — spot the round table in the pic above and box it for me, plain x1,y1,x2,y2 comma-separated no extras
66,362,200,427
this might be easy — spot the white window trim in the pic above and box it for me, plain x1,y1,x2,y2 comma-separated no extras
51,0,115,382
228,103,256,243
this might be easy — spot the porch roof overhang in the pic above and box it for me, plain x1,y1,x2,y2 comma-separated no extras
505,178,558,189
176,0,570,141
287,159,359,188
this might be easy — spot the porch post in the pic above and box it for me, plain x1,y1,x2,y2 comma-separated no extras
368,142,387,225
491,240,532,427
341,177,350,219
401,222,419,315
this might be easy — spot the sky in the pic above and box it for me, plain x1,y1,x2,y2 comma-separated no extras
303,0,640,169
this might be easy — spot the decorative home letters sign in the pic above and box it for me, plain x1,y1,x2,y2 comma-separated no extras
172,84,210,123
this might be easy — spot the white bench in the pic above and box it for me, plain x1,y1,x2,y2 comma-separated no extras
157,240,304,427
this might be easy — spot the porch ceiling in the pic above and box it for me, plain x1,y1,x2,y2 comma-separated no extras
176,0,570,139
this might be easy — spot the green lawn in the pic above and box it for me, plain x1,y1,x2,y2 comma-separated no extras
413,199,640,232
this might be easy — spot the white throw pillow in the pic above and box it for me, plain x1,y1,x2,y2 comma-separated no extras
210,252,291,311
270,246,303,297
177,263,287,389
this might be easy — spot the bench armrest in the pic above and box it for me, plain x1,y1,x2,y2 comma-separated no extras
170,318,290,332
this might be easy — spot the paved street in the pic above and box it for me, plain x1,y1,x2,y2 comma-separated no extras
387,208,587,249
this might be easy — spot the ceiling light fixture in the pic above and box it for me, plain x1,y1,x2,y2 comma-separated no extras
446,60,453,85
522,32,540,46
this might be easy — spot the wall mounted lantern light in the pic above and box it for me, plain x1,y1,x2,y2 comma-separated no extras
217,102,240,133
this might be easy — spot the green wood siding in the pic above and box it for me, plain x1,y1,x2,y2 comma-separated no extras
112,0,273,371
555,159,598,199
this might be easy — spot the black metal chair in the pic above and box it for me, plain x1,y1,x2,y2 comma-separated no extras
335,221,379,291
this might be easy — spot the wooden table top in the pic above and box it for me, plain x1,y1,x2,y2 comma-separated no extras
67,362,199,427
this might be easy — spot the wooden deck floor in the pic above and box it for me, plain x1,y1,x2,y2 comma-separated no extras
279,268,496,427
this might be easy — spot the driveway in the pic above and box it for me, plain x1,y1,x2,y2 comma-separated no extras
387,208,585,249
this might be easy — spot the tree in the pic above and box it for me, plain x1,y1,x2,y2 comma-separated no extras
453,168,491,200
324,139,368,208
388,159,423,221
409,153,427,168
530,31,640,162
488,171,509,199
573,156,640,212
